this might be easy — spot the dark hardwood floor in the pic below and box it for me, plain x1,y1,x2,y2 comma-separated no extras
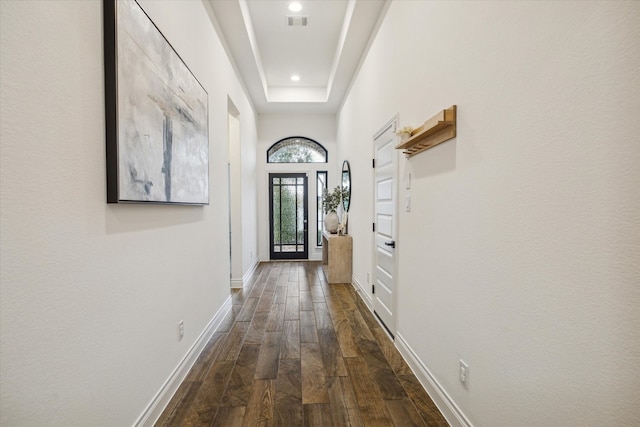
156,261,448,426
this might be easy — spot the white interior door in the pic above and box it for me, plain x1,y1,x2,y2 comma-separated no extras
373,119,398,337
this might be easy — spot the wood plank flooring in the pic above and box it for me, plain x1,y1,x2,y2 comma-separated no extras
156,261,448,427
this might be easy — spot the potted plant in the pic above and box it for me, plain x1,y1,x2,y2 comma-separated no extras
322,186,348,233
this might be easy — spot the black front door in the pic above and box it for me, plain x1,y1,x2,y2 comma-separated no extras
269,173,308,260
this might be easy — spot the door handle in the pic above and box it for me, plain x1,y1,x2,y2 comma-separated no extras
384,240,396,248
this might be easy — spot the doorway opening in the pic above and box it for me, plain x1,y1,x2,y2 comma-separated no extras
228,99,242,287
269,173,309,260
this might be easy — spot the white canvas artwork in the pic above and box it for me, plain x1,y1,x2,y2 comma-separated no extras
106,0,209,204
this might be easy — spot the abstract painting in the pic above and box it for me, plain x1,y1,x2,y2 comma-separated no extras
104,0,209,204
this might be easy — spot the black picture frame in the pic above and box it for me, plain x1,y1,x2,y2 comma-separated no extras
104,0,209,204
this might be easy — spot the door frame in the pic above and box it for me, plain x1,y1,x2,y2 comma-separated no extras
372,115,399,338
227,103,242,288
269,172,309,260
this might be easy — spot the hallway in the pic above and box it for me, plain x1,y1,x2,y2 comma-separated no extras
157,261,447,426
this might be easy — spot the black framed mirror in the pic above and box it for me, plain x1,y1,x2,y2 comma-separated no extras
341,160,351,212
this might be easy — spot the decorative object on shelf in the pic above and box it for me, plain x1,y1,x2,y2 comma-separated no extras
396,126,414,142
104,0,209,204
324,211,339,234
395,105,457,158
338,212,347,235
322,186,349,234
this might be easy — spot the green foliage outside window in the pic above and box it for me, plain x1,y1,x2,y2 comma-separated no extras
270,145,315,163
267,137,327,163
273,184,303,245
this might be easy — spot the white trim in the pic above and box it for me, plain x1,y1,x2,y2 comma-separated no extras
245,259,258,279
395,333,473,427
232,258,260,289
134,296,233,427
352,278,393,341
351,275,372,310
242,258,259,284
309,246,323,262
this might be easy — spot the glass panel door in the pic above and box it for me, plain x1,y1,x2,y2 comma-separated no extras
269,173,308,259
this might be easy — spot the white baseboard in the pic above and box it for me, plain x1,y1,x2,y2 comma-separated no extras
351,275,372,309
346,276,469,425
134,296,233,427
309,246,323,261
231,258,260,289
242,258,259,284
395,333,472,427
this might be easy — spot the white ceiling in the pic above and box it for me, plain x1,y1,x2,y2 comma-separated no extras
208,0,388,114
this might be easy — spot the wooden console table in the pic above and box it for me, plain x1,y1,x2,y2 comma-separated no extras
321,231,352,284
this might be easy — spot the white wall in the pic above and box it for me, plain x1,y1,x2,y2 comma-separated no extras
228,99,258,287
228,110,243,286
0,1,256,425
240,109,258,278
338,1,640,426
257,114,337,261
240,115,259,279
226,99,259,283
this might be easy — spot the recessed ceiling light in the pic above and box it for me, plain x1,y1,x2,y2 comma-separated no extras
288,2,302,12
290,74,300,82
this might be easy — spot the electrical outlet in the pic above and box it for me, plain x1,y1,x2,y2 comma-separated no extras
459,360,469,388
178,320,184,340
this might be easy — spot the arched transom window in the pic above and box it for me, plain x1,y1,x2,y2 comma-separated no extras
267,137,327,163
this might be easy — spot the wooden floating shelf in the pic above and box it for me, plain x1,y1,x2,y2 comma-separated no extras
395,105,457,157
